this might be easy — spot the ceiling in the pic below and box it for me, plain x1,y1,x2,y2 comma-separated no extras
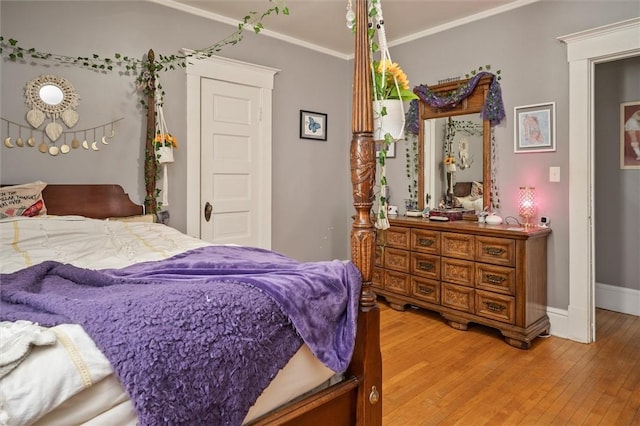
159,0,536,58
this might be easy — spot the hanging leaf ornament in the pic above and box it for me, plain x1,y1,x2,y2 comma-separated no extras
61,109,79,128
26,108,45,128
45,121,63,141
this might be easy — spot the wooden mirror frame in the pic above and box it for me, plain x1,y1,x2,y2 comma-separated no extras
417,74,493,211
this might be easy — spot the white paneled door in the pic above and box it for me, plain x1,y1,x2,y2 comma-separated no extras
200,79,260,246
186,54,278,249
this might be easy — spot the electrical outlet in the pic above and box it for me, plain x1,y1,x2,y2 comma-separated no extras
549,166,560,182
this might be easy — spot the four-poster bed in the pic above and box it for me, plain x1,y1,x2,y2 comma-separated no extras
0,1,382,425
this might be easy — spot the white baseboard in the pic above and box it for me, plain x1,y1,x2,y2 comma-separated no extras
545,285,639,343
596,282,640,317
547,306,569,339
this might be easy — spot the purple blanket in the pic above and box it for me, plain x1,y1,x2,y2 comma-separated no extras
0,246,362,426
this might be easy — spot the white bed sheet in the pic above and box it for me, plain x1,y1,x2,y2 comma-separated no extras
0,216,335,425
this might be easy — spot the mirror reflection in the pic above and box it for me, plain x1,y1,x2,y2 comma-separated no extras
39,84,64,106
424,115,484,211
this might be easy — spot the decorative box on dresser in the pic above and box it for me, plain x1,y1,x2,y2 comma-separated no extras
373,217,552,349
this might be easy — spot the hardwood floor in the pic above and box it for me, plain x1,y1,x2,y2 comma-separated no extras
379,302,640,425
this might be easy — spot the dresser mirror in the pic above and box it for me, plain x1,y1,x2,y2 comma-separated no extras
417,75,493,212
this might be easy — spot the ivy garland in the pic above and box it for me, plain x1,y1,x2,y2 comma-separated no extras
0,1,289,212
404,133,419,208
0,3,288,74
1,2,288,105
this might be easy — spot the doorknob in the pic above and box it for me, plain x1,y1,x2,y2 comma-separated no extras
204,202,212,222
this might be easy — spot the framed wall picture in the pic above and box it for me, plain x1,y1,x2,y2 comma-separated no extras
300,110,327,141
514,102,556,153
620,100,640,169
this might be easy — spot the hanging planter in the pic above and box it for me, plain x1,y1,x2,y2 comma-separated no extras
153,98,178,208
367,0,418,230
156,143,174,164
373,99,405,141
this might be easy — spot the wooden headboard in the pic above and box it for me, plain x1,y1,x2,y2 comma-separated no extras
42,184,144,219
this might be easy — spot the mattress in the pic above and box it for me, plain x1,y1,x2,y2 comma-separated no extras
0,216,336,425
28,343,334,426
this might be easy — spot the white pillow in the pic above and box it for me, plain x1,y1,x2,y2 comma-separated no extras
469,181,483,201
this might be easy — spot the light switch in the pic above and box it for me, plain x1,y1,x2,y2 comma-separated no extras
549,166,560,182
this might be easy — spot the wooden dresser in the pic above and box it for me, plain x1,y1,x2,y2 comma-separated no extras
373,217,551,348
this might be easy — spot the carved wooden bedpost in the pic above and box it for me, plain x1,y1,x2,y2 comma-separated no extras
144,49,158,214
349,0,383,424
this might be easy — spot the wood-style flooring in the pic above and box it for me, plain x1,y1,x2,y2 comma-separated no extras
379,302,640,425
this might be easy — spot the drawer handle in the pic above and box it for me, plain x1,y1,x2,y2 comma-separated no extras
485,274,506,284
418,285,434,295
418,262,435,272
484,247,506,256
484,301,506,312
418,238,435,247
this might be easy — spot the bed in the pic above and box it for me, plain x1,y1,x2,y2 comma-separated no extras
0,1,382,425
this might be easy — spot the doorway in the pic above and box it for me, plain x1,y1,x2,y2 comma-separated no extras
559,17,640,343
594,57,640,317
185,54,279,249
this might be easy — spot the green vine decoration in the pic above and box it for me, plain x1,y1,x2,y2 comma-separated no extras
1,1,289,106
0,0,289,76
405,133,419,209
465,64,501,81
490,128,501,210
1,1,289,213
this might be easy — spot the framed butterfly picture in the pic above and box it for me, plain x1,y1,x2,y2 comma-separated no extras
300,110,327,141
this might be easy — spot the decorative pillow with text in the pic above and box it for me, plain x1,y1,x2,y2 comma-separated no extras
0,181,48,219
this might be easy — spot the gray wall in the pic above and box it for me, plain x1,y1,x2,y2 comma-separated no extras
1,1,638,310
0,1,353,263
595,56,640,291
385,1,639,309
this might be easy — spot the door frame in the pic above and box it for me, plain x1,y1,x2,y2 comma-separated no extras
185,52,279,244
558,18,640,343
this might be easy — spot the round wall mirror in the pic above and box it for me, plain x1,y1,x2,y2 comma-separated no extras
24,74,80,133
39,84,65,106
25,74,80,118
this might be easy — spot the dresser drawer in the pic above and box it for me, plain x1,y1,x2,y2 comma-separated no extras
441,257,475,287
411,277,440,304
372,267,384,290
379,226,411,249
384,247,410,273
411,229,440,254
411,253,440,280
384,270,410,295
475,236,515,267
476,263,515,295
441,232,475,260
475,290,515,324
441,282,474,313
